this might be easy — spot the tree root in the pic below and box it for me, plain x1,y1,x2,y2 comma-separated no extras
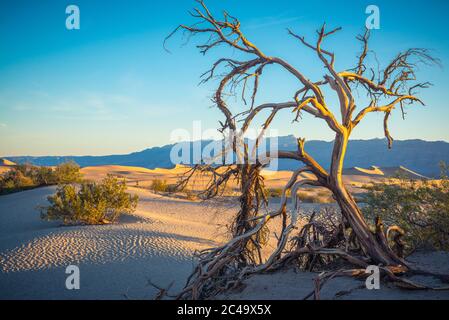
174,210,449,300
165,0,445,302
148,280,176,300
306,264,449,300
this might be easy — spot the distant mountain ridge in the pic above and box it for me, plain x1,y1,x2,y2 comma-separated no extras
3,137,449,177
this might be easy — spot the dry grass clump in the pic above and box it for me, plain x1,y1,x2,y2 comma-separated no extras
267,187,333,203
150,179,170,192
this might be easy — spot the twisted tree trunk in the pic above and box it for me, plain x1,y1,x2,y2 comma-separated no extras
166,1,442,299
330,132,403,266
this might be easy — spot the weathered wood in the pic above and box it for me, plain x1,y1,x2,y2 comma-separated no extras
165,0,442,299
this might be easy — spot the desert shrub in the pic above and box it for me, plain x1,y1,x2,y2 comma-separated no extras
0,169,34,194
363,163,449,252
54,161,83,184
0,161,83,195
297,193,319,203
150,179,169,192
40,174,138,225
32,166,57,185
266,187,332,203
297,190,332,203
267,188,284,198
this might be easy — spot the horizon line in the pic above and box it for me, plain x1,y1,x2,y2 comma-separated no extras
2,136,449,159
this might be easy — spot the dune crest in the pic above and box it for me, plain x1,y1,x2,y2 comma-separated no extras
354,166,384,176
0,158,16,166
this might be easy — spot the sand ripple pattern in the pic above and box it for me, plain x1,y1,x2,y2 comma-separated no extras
0,187,234,274
0,220,217,273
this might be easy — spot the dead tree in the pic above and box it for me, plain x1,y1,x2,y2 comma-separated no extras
165,0,443,299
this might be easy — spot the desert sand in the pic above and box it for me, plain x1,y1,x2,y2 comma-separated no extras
221,250,449,300
79,163,429,200
0,159,16,175
0,159,16,166
0,164,447,300
0,185,237,299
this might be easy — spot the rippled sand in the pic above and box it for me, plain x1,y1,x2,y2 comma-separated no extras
2,179,445,300
0,186,238,299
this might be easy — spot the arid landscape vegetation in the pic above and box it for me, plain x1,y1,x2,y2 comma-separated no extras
1,0,449,304
0,159,448,299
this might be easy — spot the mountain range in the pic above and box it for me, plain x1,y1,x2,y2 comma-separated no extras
3,136,449,177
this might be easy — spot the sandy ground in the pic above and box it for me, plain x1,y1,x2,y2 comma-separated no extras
78,164,433,201
0,186,238,299
1,164,447,300
0,184,314,300
222,251,449,300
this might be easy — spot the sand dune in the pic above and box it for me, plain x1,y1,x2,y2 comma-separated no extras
0,159,16,166
78,163,433,202
346,166,385,176
1,186,447,300
80,164,191,189
344,165,430,179
0,158,15,175
80,164,426,193
0,186,239,298
0,182,313,299
0,168,447,299
0,161,428,191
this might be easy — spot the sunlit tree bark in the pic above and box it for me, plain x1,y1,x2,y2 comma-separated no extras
165,0,441,299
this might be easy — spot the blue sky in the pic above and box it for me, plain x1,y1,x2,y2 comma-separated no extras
1,0,448,156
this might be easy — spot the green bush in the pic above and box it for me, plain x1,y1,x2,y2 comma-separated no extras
150,179,169,192
54,161,83,184
32,166,57,185
0,161,83,195
363,162,449,252
40,174,138,225
0,169,34,193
